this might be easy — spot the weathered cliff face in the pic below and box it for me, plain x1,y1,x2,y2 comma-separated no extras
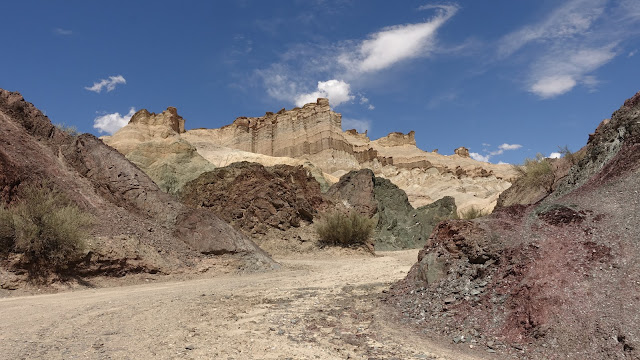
104,98,516,213
191,99,516,213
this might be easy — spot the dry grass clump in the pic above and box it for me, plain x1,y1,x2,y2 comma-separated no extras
0,184,93,268
315,211,374,247
458,207,488,220
513,153,554,191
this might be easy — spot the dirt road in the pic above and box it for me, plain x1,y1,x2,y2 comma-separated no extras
0,250,486,360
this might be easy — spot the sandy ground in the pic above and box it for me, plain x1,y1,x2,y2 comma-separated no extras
0,250,489,360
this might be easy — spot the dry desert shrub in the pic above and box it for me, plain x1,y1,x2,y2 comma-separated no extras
458,207,488,220
315,211,374,247
513,153,554,191
0,184,93,267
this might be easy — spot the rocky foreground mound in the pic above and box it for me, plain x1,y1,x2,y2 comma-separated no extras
386,91,640,359
103,99,516,214
0,89,277,289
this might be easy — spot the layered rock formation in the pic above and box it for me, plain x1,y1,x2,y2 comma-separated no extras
104,99,516,213
387,90,640,359
0,89,277,283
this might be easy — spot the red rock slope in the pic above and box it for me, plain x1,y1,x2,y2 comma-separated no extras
386,90,640,359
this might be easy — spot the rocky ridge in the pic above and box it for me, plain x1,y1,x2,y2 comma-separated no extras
104,99,516,213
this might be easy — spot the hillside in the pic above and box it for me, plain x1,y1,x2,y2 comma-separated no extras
0,89,277,290
387,90,640,359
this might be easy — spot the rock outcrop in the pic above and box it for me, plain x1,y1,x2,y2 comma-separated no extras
0,89,277,283
387,90,640,359
180,162,327,236
454,146,469,157
104,99,516,214
102,108,215,194
327,169,457,250
125,139,216,194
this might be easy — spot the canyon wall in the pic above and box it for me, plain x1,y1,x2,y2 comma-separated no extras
104,98,517,213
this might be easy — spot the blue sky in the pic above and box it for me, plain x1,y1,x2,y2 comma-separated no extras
1,0,639,164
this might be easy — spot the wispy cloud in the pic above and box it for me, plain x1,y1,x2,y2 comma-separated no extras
498,0,640,98
427,92,458,109
359,95,375,110
93,108,136,134
53,28,73,36
338,4,458,74
256,4,459,109
498,0,607,58
529,44,616,98
471,143,522,163
85,75,127,93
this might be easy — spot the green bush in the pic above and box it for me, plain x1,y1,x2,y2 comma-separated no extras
315,211,374,247
0,184,93,267
513,153,554,191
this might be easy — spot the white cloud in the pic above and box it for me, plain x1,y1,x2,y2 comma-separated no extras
549,152,562,159
295,79,354,107
497,161,509,165
342,118,371,133
498,143,523,151
629,50,638,57
528,45,616,98
473,143,522,163
339,5,458,74
470,152,490,162
93,108,136,134
85,75,127,93
531,76,578,98
54,28,72,36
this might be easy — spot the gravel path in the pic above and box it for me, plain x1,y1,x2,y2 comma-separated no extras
0,250,487,360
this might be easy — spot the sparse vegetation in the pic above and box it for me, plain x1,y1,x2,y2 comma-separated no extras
54,123,79,136
513,153,554,192
558,145,585,165
315,211,374,247
0,184,93,268
458,207,488,220
0,205,15,254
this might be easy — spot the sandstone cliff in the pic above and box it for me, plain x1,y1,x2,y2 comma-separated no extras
104,99,516,213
